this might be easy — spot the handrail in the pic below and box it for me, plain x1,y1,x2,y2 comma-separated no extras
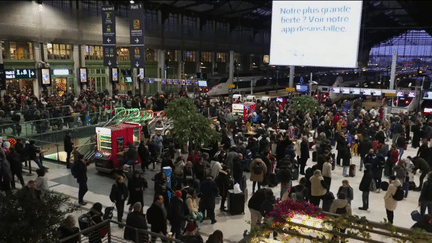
59,219,184,243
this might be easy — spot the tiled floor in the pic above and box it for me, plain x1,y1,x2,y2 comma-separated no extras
22,140,426,242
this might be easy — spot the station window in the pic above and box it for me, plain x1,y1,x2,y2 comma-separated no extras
183,16,197,35
47,43,72,60
1,42,5,60
165,50,178,62
201,52,212,63
216,52,226,63
85,45,103,60
184,51,196,62
165,14,179,33
9,42,34,60
146,49,156,62
216,22,229,32
117,47,130,61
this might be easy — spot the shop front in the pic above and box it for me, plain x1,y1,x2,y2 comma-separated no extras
50,67,74,96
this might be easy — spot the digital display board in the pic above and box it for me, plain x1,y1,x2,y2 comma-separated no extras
41,68,51,85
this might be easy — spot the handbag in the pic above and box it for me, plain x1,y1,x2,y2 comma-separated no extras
411,210,421,222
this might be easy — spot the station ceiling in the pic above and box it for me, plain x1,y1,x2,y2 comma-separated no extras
109,0,432,53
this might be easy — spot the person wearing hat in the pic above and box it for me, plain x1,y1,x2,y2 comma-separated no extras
181,221,204,243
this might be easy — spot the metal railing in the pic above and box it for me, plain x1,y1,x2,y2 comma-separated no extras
241,211,432,243
59,220,184,243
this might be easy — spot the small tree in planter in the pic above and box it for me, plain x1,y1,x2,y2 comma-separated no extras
290,95,320,114
165,97,220,153
0,188,77,243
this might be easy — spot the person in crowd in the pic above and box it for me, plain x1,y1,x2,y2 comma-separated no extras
337,180,354,204
206,230,223,243
123,142,138,166
124,202,149,243
411,214,432,233
412,119,422,149
147,194,168,243
329,192,352,215
276,160,292,199
417,140,432,169
199,175,219,224
153,171,171,209
393,159,409,198
72,154,88,206
287,177,308,202
209,154,223,181
138,140,150,172
27,140,44,170
57,215,79,243
35,168,48,193
168,190,188,240
127,170,147,211
408,156,431,191
110,175,129,226
359,164,374,210
371,148,385,193
181,221,204,243
358,137,373,171
215,166,231,211
248,188,267,229
385,145,399,177
7,147,24,188
64,131,74,169
185,188,200,222
396,132,407,160
300,136,310,175
384,175,401,224
309,170,328,207
322,157,332,189
173,156,185,189
88,202,105,243
419,172,432,216
232,155,244,187
340,141,352,177
250,156,267,193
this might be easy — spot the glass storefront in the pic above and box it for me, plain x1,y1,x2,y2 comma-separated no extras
5,79,34,95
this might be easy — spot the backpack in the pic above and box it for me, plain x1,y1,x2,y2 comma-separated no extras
392,185,404,201
78,212,93,236
335,205,347,215
253,162,263,174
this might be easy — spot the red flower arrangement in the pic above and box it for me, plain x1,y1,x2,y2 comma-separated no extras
267,199,326,222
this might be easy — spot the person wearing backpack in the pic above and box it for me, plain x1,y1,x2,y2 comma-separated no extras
329,192,352,215
418,172,432,216
383,175,402,224
250,157,267,193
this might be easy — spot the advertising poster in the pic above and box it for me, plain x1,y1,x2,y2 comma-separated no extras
130,4,145,69
80,68,87,83
112,67,118,82
41,68,51,85
102,6,116,67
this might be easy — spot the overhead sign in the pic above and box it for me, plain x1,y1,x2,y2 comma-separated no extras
5,69,36,79
130,4,145,69
102,6,116,67
285,87,295,92
227,84,236,89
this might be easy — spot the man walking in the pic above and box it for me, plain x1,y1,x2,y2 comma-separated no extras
72,154,88,205
199,175,219,224
64,131,73,169
147,195,168,242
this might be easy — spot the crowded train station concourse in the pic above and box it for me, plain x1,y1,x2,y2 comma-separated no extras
2,0,432,242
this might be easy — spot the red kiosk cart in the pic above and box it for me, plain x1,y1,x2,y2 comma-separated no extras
94,122,142,173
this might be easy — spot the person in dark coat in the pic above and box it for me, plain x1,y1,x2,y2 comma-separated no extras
417,141,432,168
64,131,74,168
409,156,431,191
411,214,432,233
359,164,374,210
138,141,150,171
147,195,168,242
152,172,172,209
88,203,104,243
335,132,346,166
300,136,310,175
57,215,79,243
358,137,373,171
127,171,147,211
124,202,149,243
276,161,292,199
232,156,243,187
248,188,268,229
110,175,129,225
72,154,88,205
199,175,219,224
412,120,422,148
7,147,24,188
27,140,44,170
168,190,188,239
215,167,231,211
375,129,386,145
371,148,385,192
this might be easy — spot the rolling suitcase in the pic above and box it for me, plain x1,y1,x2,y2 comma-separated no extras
228,190,245,215
349,164,356,177
291,164,299,180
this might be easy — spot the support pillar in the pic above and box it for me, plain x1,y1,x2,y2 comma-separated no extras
228,50,234,84
107,67,113,96
177,50,182,79
211,51,217,75
389,51,397,90
73,45,81,95
132,68,138,96
289,65,295,87
79,45,87,92
0,42,4,98
34,42,42,98
157,49,166,79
